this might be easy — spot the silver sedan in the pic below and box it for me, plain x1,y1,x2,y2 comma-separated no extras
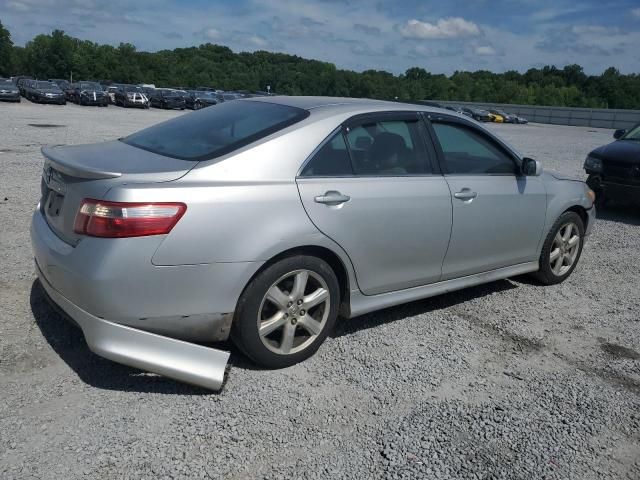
31,97,596,389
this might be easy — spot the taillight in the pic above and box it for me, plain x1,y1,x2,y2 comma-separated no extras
73,199,186,238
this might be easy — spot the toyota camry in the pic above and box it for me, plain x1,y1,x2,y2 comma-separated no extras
31,97,596,390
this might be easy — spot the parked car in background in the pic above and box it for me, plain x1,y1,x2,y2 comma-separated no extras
185,90,218,110
31,96,595,390
14,76,34,96
489,109,517,123
70,81,109,106
104,85,120,104
461,107,492,122
218,92,244,102
115,85,149,108
584,123,640,206
149,88,185,109
486,110,505,123
49,79,70,93
24,80,66,104
0,78,21,102
515,115,529,124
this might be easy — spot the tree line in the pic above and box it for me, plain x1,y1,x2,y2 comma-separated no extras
1,22,639,109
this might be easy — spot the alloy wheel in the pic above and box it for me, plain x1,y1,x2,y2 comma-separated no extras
549,222,581,276
257,269,330,355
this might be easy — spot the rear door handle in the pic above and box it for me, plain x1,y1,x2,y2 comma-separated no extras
453,189,478,201
314,191,351,206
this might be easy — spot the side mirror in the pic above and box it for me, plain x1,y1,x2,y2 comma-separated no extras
522,157,543,176
613,129,626,140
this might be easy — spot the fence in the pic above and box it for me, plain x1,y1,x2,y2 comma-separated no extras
435,101,640,130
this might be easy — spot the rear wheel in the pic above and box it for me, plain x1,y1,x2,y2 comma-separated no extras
533,211,584,285
232,255,339,368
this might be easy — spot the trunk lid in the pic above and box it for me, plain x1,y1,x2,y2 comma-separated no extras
40,140,198,245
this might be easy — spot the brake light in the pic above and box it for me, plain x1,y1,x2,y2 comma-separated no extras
74,199,186,238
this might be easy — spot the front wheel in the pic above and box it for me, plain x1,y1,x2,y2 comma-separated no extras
532,211,585,285
232,255,340,368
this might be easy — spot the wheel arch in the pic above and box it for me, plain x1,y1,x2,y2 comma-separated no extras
239,245,352,318
564,205,588,230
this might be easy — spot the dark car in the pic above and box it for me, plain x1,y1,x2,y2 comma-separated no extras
461,107,492,122
49,78,70,92
13,76,33,96
24,80,66,105
0,78,20,102
149,88,185,109
115,85,150,108
185,90,218,110
70,81,109,106
584,124,640,206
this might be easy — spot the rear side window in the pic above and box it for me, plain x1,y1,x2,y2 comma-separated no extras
346,119,431,176
431,122,517,175
301,132,353,176
123,100,309,160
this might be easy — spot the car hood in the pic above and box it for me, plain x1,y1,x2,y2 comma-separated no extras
37,89,63,94
589,140,640,165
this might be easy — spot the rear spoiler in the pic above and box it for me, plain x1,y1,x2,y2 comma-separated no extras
42,145,122,179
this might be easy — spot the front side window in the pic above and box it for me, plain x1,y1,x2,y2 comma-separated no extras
123,100,309,160
431,122,517,175
345,119,431,176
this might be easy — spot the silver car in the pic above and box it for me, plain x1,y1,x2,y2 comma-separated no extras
31,97,596,390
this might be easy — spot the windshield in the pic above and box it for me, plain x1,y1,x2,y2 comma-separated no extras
122,100,309,161
0,80,13,87
36,81,58,89
124,86,144,92
622,125,640,140
80,82,102,90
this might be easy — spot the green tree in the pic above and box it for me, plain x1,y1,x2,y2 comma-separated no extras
0,20,13,76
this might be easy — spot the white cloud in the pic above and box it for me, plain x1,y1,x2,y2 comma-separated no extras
474,45,496,56
203,28,221,40
400,17,480,40
571,25,610,35
5,1,30,12
247,35,267,47
632,8,640,18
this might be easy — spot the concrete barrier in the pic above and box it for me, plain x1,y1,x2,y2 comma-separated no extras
435,101,640,130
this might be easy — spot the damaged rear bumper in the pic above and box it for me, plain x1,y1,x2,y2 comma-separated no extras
36,262,230,391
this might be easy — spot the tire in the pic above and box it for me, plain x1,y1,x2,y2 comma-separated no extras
232,255,340,368
532,211,585,285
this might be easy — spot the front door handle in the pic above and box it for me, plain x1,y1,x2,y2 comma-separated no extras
453,189,478,201
314,191,351,206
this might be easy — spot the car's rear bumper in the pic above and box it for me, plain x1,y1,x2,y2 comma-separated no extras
36,261,230,390
30,208,258,341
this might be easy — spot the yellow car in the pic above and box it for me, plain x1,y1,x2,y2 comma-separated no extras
487,111,504,123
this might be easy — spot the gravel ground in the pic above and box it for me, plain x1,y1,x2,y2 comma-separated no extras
1,101,639,480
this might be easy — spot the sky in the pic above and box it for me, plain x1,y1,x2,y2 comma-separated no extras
1,0,639,75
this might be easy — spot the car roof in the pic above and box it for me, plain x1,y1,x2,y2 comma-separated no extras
246,95,454,117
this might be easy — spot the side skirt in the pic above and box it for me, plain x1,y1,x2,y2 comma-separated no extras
348,262,538,318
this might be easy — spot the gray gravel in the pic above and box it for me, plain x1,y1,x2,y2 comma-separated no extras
1,102,639,480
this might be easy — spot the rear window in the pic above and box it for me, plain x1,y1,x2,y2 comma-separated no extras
122,100,309,160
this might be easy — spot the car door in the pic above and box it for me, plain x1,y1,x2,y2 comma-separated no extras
296,112,453,295
425,114,547,279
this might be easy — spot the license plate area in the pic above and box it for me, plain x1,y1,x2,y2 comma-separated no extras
45,190,65,218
